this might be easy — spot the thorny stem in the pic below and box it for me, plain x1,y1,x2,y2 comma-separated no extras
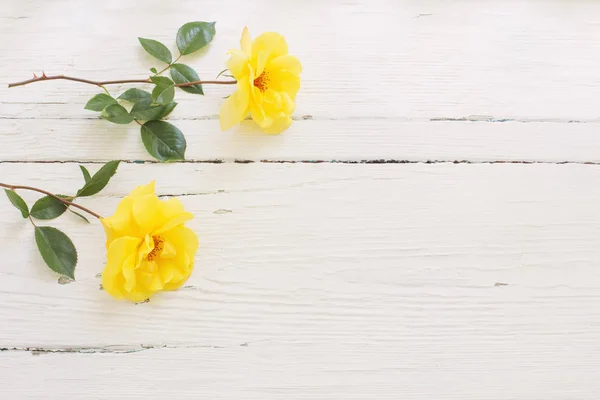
8,74,237,88
0,183,103,219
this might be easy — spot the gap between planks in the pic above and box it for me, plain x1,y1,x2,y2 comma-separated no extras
3,115,600,124
0,342,246,355
2,160,600,165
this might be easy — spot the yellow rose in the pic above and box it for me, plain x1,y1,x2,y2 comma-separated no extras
219,27,302,134
100,181,198,302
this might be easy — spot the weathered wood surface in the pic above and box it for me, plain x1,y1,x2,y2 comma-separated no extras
2,1,600,398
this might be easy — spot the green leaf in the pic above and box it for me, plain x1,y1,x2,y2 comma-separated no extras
118,88,152,104
138,37,172,64
4,189,29,218
101,104,134,124
131,99,177,121
69,208,90,223
170,63,204,95
79,165,91,183
30,196,67,220
34,226,77,280
85,94,117,112
141,121,186,161
76,160,120,197
150,76,175,105
150,76,174,86
150,67,158,74
176,21,216,55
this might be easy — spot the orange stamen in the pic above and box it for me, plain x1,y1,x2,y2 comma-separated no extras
253,71,270,92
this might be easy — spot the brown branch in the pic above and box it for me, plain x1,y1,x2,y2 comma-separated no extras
8,74,237,88
0,183,103,219
8,75,150,88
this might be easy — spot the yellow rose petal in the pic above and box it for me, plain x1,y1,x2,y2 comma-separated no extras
221,28,301,134
268,70,301,99
138,264,164,292
155,212,193,235
100,197,136,249
136,234,154,266
100,183,199,302
102,237,140,300
129,181,156,199
122,253,137,292
226,50,250,79
162,260,192,291
159,265,175,284
255,49,269,77
269,55,303,76
162,198,186,219
132,194,163,233
160,239,177,259
251,32,288,63
240,26,252,55
262,116,293,135
219,83,250,131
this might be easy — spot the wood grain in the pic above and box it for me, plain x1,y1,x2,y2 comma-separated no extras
2,344,599,399
4,119,600,162
3,0,600,162
3,0,600,120
3,0,600,398
2,163,600,398
2,163,600,347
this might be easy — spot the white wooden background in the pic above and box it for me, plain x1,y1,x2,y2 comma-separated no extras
2,0,600,398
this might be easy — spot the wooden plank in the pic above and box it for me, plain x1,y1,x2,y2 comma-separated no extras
4,0,600,162
1,344,598,399
2,0,600,121
1,162,600,353
3,119,600,162
3,1,600,397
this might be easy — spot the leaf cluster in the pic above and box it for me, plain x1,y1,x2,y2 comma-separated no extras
4,161,120,280
84,22,217,161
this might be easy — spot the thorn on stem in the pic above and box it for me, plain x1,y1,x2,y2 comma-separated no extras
33,73,37,78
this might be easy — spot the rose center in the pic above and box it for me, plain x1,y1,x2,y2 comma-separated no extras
253,71,270,92
146,235,164,261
